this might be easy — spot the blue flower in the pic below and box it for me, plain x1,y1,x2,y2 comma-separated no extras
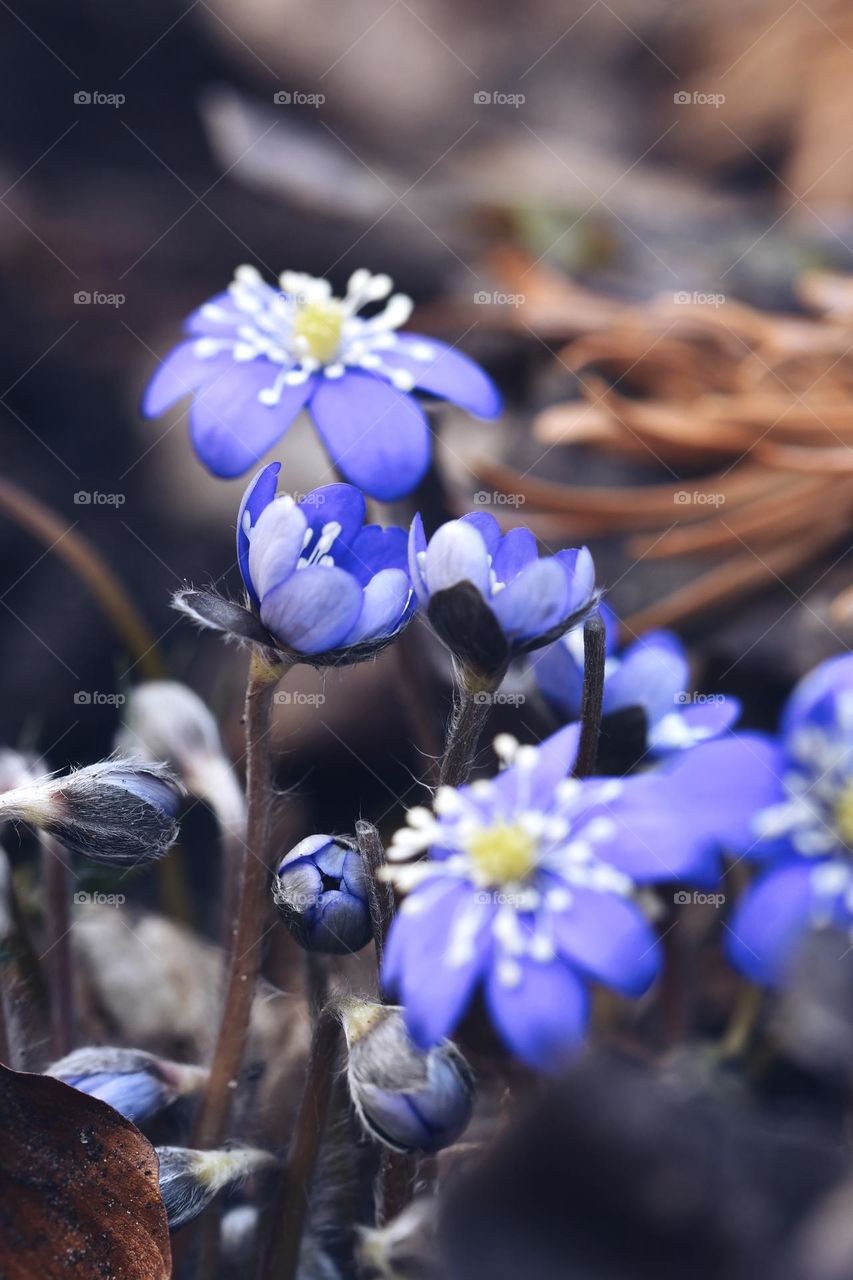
712,654,853,985
273,834,372,954
235,462,413,662
47,1047,206,1124
534,603,740,756
142,267,501,501
409,511,596,683
381,725,720,1070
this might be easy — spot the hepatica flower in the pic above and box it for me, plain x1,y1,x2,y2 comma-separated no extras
534,604,740,756
410,512,596,685
176,462,413,665
722,654,853,985
382,724,721,1070
142,266,501,501
273,834,372,954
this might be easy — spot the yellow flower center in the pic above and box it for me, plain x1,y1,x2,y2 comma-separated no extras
292,299,345,364
466,822,537,886
836,782,853,845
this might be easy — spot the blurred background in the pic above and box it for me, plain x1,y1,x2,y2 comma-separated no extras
0,0,851,848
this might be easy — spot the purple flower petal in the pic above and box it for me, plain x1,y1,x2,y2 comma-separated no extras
236,462,280,606
310,371,431,501
603,631,689,725
489,558,569,643
382,333,502,417
550,886,661,996
557,546,596,614
383,881,492,1048
782,653,853,743
184,290,241,335
532,637,585,721
650,696,741,753
408,513,429,605
259,565,363,654
297,483,366,553
458,511,502,556
489,724,581,811
424,520,492,597
343,568,410,644
726,861,819,985
485,952,589,1071
335,525,408,584
190,361,316,478
247,497,307,601
492,528,537,584
142,341,216,418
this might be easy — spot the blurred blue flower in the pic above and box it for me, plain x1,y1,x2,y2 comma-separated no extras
48,1047,206,1124
409,511,596,682
534,603,740,755
719,654,853,985
237,462,412,661
382,724,722,1071
142,267,501,501
273,834,372,954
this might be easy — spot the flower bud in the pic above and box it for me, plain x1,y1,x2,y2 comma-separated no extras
156,1146,276,1231
0,760,183,866
46,1046,207,1124
273,835,372,954
116,682,245,833
340,998,474,1154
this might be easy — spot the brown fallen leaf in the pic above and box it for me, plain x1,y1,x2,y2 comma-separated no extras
0,1064,171,1279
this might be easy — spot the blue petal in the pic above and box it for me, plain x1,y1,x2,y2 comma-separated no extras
74,1071,164,1123
782,653,853,742
603,631,689,724
492,528,537,584
298,483,366,555
190,361,316,478
184,290,241,335
650,696,741,753
260,565,363,654
424,520,492,597
310,371,431,501
335,525,409,584
489,723,581,811
278,833,335,875
236,462,280,607
489,558,569,643
556,546,596,614
408,513,429,605
314,891,372,952
342,568,410,644
725,861,818,985
382,333,502,417
549,885,661,996
485,953,589,1071
142,341,215,418
248,497,307,601
383,881,492,1048
458,511,501,556
531,636,584,721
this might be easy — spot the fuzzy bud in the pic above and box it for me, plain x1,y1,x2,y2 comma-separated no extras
116,682,245,834
156,1146,277,1231
0,759,183,866
340,999,474,1154
273,835,372,955
46,1046,207,1124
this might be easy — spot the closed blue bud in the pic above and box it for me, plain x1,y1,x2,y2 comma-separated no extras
273,835,372,955
340,999,474,1154
47,1046,207,1124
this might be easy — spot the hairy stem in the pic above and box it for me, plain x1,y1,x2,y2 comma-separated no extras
40,835,75,1059
356,819,395,970
573,611,606,779
192,651,284,1151
260,1003,342,1280
439,682,493,789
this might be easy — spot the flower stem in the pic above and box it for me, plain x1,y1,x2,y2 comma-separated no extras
40,835,75,1059
0,475,163,679
719,982,762,1061
573,611,606,779
356,819,395,970
191,650,284,1152
439,681,493,789
260,1003,343,1280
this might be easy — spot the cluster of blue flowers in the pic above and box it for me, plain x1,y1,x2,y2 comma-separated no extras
149,264,853,1076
